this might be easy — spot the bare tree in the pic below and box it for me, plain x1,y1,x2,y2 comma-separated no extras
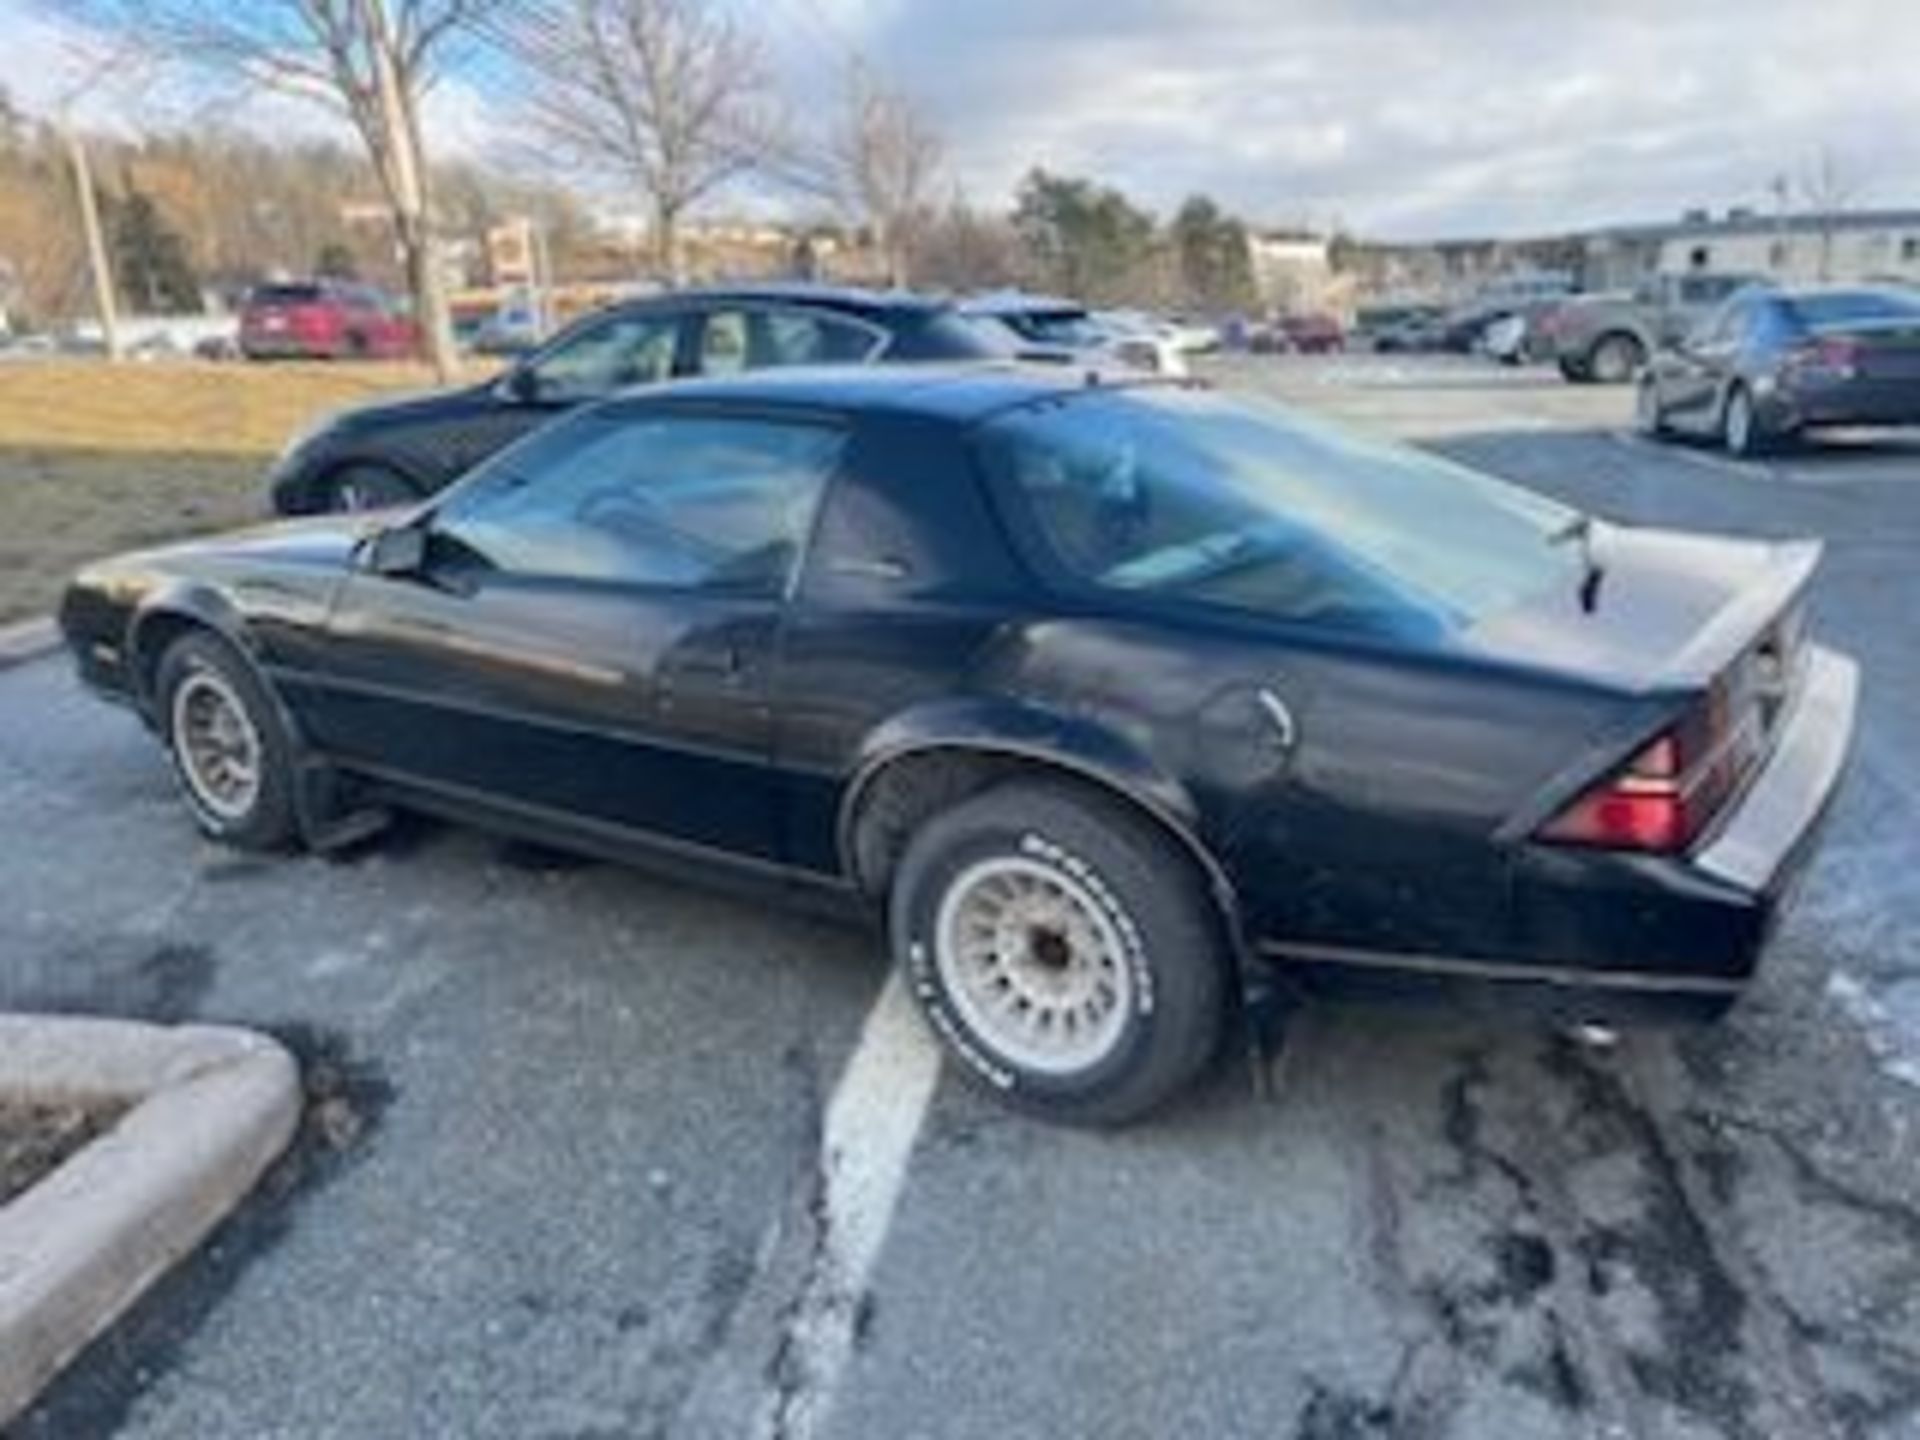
82,0,494,378
1798,145,1864,282
820,67,942,288
500,0,770,283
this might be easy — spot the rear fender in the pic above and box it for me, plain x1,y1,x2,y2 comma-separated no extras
838,695,1246,951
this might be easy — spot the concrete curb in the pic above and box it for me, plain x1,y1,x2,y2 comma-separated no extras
0,1017,301,1429
0,618,59,670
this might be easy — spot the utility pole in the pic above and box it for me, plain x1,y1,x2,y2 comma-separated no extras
62,124,122,361
361,0,456,377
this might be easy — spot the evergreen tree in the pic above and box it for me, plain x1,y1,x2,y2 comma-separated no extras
110,189,202,314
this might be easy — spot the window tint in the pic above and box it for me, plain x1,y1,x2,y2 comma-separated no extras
252,284,322,305
435,413,843,594
529,311,680,400
1783,289,1920,327
979,389,1578,638
694,307,883,375
699,311,751,376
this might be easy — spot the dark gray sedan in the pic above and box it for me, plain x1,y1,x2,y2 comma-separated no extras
1637,285,1920,456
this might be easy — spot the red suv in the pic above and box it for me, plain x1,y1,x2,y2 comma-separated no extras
240,281,417,361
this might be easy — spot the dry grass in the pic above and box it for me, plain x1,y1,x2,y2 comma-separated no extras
0,358,487,623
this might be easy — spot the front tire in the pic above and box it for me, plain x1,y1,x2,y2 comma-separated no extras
890,781,1228,1125
157,633,300,851
1588,332,1646,384
1722,383,1771,458
1634,374,1672,438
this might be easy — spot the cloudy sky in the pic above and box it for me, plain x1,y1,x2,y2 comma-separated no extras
9,0,1918,239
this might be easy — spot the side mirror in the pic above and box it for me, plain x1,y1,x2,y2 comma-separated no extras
503,365,542,403
366,524,427,578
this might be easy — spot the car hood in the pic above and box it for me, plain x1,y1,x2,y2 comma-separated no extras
93,513,383,581
323,380,495,433
1462,525,1819,693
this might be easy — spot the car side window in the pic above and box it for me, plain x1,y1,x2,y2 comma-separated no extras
759,309,885,365
432,413,844,595
528,311,681,401
1688,297,1741,348
696,307,884,376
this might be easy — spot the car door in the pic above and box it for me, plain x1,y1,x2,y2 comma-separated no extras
1663,296,1746,432
296,405,846,862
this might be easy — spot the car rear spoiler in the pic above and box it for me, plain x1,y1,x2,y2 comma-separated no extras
1650,539,1820,690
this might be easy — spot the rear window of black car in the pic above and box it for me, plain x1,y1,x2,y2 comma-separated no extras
977,387,1581,639
1784,289,1920,327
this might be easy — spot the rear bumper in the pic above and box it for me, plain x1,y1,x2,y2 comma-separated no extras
1692,645,1857,894
1766,376,1920,429
1264,645,1859,1018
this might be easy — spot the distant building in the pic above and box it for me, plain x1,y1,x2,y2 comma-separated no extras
1247,231,1356,316
1579,207,1920,289
1331,206,1920,305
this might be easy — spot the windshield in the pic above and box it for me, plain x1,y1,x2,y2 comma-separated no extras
978,387,1582,639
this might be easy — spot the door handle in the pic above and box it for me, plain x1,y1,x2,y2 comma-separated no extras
828,555,911,583
1256,688,1298,753
671,644,743,679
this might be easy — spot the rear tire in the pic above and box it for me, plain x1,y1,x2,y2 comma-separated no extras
889,780,1228,1126
324,463,418,513
1588,332,1646,385
156,633,300,852
1558,357,1593,383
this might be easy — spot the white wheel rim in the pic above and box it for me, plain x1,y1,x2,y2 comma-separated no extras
171,670,263,822
934,855,1135,1076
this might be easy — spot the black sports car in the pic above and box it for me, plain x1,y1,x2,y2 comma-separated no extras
266,283,1014,514
64,365,1857,1123
1637,285,1920,456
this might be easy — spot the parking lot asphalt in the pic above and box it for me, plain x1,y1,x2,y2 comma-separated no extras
5,354,1920,1440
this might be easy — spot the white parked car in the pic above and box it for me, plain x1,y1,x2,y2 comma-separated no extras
964,294,1188,377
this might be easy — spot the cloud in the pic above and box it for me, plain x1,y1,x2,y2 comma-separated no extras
10,0,1914,238
842,0,1920,237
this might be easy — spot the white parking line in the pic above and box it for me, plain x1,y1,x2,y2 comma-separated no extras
756,971,942,1440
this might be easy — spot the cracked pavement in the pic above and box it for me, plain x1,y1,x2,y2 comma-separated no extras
3,354,1919,1439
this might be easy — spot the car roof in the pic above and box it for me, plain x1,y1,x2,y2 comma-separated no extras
962,291,1089,318
599,361,1171,424
640,281,954,317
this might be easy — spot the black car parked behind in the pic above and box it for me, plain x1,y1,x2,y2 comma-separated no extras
267,284,1013,514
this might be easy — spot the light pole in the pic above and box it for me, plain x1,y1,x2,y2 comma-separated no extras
61,123,122,362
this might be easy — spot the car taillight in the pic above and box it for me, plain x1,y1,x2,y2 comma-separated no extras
1540,733,1694,852
1787,336,1858,379
1539,694,1754,855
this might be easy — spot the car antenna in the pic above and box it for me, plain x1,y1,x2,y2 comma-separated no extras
1550,513,1605,613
